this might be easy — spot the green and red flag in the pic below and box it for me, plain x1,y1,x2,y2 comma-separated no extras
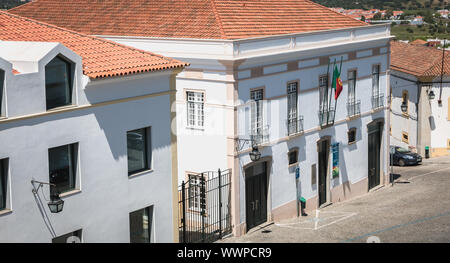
332,63,343,100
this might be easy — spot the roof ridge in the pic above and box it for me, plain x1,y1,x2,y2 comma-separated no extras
209,0,227,39
1,10,184,66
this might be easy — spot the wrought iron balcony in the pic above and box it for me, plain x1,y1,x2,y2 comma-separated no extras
250,125,270,146
347,100,361,118
318,107,335,127
371,94,384,110
287,116,304,136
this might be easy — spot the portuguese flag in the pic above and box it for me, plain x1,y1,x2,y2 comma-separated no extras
332,64,343,100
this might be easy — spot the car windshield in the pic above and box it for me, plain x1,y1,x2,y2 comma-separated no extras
397,147,410,153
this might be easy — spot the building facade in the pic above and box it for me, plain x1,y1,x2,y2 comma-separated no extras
390,41,449,158
0,11,186,242
11,0,392,238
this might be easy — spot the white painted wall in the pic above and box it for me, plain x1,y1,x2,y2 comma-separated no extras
429,78,450,150
0,43,177,243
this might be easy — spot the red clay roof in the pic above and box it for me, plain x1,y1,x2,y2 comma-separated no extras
410,39,427,46
12,69,20,74
391,41,449,78
0,11,187,79
9,0,368,40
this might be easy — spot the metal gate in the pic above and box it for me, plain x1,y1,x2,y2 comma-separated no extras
178,169,232,243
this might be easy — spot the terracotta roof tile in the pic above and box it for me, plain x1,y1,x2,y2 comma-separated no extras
10,0,367,40
0,11,188,79
391,41,449,78
12,68,20,74
410,39,427,46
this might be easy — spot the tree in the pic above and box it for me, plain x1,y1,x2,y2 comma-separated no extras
361,15,366,22
373,12,382,20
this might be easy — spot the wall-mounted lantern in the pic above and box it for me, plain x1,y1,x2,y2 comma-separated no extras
31,180,64,213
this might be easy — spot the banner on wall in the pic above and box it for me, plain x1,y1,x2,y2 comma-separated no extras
332,143,339,178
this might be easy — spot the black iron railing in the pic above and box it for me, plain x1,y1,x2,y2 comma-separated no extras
287,116,304,136
347,100,361,118
318,107,335,127
371,94,384,110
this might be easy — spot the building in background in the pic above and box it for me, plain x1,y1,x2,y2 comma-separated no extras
10,0,392,238
390,41,449,157
0,11,187,242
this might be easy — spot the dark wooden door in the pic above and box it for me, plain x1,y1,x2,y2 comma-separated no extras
245,162,267,231
318,140,329,206
368,123,381,190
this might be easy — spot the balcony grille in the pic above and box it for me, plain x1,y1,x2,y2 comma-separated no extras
318,107,335,127
371,94,384,110
250,125,270,146
347,100,361,118
287,116,304,136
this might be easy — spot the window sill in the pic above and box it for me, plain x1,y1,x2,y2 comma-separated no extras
129,169,154,179
46,104,77,112
288,162,299,168
348,141,357,145
186,126,205,131
0,209,12,217
59,189,82,198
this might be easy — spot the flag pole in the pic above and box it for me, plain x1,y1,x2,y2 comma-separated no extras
328,58,336,124
334,56,343,112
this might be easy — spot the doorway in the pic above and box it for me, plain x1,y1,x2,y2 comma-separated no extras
318,138,330,207
245,161,268,231
368,121,383,190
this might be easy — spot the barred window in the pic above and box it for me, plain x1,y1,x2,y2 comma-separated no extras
372,65,380,96
187,92,204,128
188,174,202,210
319,75,328,111
250,89,264,136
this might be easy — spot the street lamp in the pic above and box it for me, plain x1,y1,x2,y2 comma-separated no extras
31,180,64,213
249,145,261,162
428,90,435,100
401,101,408,113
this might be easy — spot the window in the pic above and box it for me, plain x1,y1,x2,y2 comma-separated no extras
52,229,82,243
402,132,409,143
49,144,77,195
288,149,298,165
0,158,8,210
402,90,409,115
187,91,204,128
127,127,151,175
287,82,298,135
0,69,4,116
250,89,264,137
130,206,153,243
348,70,357,103
45,56,72,110
188,174,203,210
348,128,357,144
372,65,380,97
319,75,328,112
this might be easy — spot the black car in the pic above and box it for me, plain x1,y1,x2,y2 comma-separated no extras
390,146,422,166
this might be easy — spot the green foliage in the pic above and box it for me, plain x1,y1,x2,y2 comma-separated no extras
0,0,30,10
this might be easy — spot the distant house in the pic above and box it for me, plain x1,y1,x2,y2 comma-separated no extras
390,41,449,157
411,16,424,25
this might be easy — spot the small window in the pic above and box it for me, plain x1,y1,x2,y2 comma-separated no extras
49,144,77,195
52,229,82,243
288,149,298,165
0,158,8,210
186,91,204,128
348,128,357,144
130,206,153,243
0,69,4,117
45,56,72,110
402,132,409,143
127,127,151,176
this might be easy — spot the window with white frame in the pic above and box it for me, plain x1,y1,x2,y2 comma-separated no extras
319,75,328,112
250,89,263,136
287,82,298,135
186,91,204,128
348,70,357,103
45,56,72,110
188,174,202,211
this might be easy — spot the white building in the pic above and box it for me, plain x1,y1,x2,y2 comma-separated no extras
390,41,449,158
11,0,392,238
0,11,187,242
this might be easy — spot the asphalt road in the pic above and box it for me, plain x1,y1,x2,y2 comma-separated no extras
221,155,450,243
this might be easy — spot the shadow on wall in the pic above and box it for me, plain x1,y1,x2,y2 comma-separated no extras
429,116,436,130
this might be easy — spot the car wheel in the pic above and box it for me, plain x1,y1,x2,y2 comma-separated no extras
398,159,406,167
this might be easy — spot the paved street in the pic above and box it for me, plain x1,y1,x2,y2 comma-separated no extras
221,155,450,243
